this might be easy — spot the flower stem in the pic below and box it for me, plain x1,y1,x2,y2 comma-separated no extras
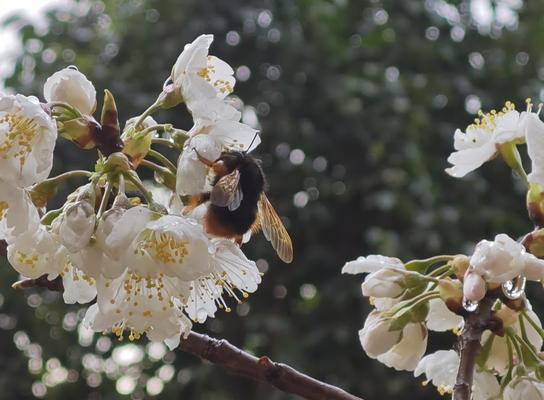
453,297,494,400
500,335,514,391
148,149,177,172
124,172,154,204
135,100,162,129
47,101,82,118
428,264,452,277
97,180,113,219
152,138,176,148
47,170,93,184
521,311,544,340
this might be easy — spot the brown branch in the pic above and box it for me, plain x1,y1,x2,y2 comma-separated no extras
179,331,363,400
453,297,494,400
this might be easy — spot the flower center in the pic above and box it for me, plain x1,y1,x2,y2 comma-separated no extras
196,56,233,95
134,230,189,264
469,101,515,133
106,271,183,341
0,113,40,170
14,250,39,268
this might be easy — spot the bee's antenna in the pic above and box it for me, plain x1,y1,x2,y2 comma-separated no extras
245,131,260,154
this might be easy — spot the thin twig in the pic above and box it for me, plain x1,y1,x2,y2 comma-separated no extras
179,331,363,400
453,297,494,400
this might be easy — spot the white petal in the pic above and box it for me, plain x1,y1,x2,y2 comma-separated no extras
445,141,497,178
377,323,427,371
0,183,40,242
176,135,221,196
426,299,463,332
342,255,403,275
61,262,96,304
525,113,544,186
473,371,500,400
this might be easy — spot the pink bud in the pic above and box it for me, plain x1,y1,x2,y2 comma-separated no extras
463,271,486,302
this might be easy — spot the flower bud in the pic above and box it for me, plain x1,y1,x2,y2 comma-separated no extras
361,268,407,298
451,255,470,279
470,234,526,283
359,311,402,357
121,116,158,166
438,279,463,304
523,229,544,258
96,207,125,260
104,152,131,173
44,67,97,115
59,200,95,252
527,184,544,228
60,116,99,149
463,271,486,302
524,253,544,281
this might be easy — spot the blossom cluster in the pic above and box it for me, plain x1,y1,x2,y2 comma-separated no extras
0,35,264,349
343,100,544,398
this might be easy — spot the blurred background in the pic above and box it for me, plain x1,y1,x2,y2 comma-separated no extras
0,0,541,399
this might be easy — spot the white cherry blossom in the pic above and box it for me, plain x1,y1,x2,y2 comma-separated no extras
44,67,97,115
469,233,527,283
84,272,192,349
415,350,500,398
0,94,57,187
171,34,235,105
446,102,524,178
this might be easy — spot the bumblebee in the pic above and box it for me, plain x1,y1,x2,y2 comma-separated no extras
184,149,293,263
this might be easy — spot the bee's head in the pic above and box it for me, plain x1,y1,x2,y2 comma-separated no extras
217,150,245,169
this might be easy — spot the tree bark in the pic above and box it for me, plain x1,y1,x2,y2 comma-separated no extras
453,297,494,400
180,331,363,400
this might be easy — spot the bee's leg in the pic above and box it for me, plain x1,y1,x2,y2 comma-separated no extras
182,193,210,215
193,148,214,167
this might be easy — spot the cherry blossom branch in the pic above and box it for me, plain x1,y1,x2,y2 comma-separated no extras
0,241,362,400
179,331,364,400
453,297,495,400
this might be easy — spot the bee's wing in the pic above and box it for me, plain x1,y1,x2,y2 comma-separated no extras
210,169,243,210
258,193,293,263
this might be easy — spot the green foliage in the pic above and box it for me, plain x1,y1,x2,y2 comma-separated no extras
2,0,543,398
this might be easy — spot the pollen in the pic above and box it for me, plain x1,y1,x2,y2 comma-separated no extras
0,201,8,220
469,101,515,132
14,251,39,268
437,385,453,396
135,230,189,265
0,113,41,170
